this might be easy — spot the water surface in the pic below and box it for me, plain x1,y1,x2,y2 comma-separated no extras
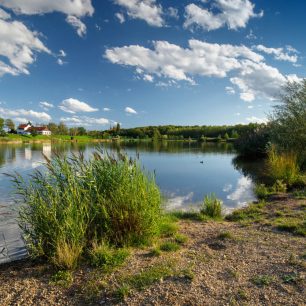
0,141,260,263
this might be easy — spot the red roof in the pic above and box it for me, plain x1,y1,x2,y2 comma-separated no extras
18,124,29,129
29,126,50,131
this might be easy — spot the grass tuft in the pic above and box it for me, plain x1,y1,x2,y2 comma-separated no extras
200,193,223,219
89,242,130,271
159,241,180,252
50,270,73,287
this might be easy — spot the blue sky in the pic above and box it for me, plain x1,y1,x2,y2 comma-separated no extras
0,0,305,129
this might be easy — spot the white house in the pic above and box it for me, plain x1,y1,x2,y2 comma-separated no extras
17,123,32,135
17,123,51,136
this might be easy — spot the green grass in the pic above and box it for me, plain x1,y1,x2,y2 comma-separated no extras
252,274,274,287
159,241,180,252
174,233,188,244
89,242,130,271
217,231,235,240
50,270,73,287
226,202,265,223
166,211,206,221
275,218,306,236
116,260,175,293
200,193,223,219
11,150,161,268
254,183,270,200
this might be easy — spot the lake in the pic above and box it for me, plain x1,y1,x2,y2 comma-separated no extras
0,141,260,263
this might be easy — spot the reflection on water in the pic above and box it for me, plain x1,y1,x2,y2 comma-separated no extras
0,141,262,222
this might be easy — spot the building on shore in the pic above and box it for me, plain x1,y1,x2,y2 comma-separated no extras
17,122,51,136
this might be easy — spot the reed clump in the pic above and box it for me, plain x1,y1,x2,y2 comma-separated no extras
11,150,161,269
267,145,300,186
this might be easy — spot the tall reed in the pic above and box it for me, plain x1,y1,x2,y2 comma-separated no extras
267,145,300,185
10,150,161,268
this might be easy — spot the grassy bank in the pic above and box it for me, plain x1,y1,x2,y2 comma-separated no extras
0,134,109,144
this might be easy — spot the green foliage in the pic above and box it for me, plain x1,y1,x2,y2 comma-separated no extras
217,231,234,240
226,203,265,222
270,80,306,168
200,193,223,219
50,270,73,287
275,218,306,236
5,119,15,131
234,124,271,157
254,184,270,200
0,117,5,136
271,180,287,193
118,261,175,291
174,233,188,244
11,150,161,268
89,242,129,270
267,144,300,185
158,215,178,237
159,241,180,252
252,274,274,287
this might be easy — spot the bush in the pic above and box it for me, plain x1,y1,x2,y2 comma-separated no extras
11,150,161,268
254,184,269,200
200,193,223,219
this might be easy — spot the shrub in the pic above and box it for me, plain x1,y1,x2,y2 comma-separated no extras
11,150,161,267
254,183,269,199
200,193,223,219
271,179,287,193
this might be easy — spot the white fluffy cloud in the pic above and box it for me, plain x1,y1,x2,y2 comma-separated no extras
66,15,87,37
103,107,111,111
125,107,137,114
39,101,54,111
59,98,98,113
184,0,263,31
0,12,50,77
0,107,51,122
0,0,93,36
225,86,235,95
60,116,109,126
254,45,298,63
246,116,268,124
114,0,164,27
105,39,300,102
115,12,125,23
0,0,94,17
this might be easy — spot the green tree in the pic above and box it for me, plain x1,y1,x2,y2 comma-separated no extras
152,128,161,141
231,130,239,138
0,117,5,136
270,80,306,167
48,123,59,135
5,119,15,131
58,122,68,135
77,127,86,136
115,123,121,134
224,132,229,140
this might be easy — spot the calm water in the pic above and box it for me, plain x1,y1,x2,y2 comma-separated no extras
0,141,261,263
0,141,260,218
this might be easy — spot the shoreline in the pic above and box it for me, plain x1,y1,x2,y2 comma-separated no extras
0,194,305,305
